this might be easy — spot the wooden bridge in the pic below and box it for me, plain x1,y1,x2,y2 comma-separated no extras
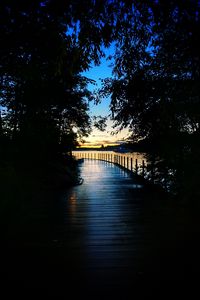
72,150,147,178
2,152,185,297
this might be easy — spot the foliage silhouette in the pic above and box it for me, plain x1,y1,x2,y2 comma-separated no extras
0,0,199,200
100,0,200,199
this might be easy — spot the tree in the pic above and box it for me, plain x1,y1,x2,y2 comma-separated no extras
0,0,114,161
1,0,199,197
100,0,200,196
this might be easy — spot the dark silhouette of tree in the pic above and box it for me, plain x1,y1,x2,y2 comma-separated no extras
1,0,200,198
100,0,200,198
0,0,114,162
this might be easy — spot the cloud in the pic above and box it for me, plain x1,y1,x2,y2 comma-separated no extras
92,134,107,138
79,139,123,148
114,139,127,144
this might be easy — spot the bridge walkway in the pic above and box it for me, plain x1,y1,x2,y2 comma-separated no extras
2,159,188,297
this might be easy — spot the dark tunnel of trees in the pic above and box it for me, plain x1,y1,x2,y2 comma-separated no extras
0,0,199,203
0,1,200,296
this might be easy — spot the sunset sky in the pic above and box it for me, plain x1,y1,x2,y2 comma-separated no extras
80,46,129,148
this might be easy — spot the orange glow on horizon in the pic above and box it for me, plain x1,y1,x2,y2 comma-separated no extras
78,142,120,148
78,126,130,148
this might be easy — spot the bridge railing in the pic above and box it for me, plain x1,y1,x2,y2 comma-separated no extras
72,150,148,178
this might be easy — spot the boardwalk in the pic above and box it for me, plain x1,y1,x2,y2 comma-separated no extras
54,159,150,292
49,159,184,296
72,150,147,177
2,159,187,297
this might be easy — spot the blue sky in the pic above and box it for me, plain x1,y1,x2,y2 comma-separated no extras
81,46,129,147
82,47,113,117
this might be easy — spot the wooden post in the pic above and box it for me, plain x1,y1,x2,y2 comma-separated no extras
142,160,145,177
135,159,138,175
151,163,154,183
